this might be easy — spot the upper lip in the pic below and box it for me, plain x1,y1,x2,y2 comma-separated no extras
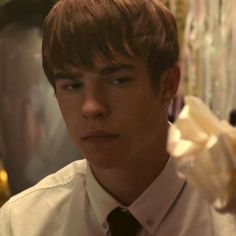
81,131,119,139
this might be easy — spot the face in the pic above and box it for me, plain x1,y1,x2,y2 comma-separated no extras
55,57,175,170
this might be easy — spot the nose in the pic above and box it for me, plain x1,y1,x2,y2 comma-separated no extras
81,88,109,119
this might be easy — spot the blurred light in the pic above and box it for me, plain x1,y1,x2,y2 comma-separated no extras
0,169,8,184
0,0,11,7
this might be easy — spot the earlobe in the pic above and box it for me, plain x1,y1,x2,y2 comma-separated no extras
160,64,180,106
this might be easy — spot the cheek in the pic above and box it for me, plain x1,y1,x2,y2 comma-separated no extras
121,95,162,134
57,98,81,134
118,103,163,156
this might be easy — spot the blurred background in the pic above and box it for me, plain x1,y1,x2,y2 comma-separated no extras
0,0,236,207
0,0,82,207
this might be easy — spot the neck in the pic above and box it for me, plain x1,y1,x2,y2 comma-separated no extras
90,140,169,206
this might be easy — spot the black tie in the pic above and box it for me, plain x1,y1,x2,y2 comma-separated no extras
107,207,141,236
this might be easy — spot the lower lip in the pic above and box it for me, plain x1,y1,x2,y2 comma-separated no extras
81,135,119,144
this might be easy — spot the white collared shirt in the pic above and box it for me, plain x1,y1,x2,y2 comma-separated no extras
0,158,236,236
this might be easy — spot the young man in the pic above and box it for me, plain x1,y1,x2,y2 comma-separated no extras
0,0,235,235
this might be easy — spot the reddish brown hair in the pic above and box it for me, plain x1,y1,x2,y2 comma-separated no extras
42,0,179,88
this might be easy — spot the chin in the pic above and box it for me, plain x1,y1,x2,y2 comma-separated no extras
84,152,125,170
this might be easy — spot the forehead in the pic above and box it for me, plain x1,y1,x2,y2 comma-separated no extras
53,56,149,78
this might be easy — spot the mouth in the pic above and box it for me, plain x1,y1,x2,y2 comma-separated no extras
81,131,119,143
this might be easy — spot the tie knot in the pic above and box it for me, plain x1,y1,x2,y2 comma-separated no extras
107,207,141,236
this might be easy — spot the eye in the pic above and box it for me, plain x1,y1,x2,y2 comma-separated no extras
62,81,83,91
109,77,131,85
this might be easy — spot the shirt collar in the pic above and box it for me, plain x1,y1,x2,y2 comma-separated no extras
129,157,185,234
86,162,120,233
86,157,185,235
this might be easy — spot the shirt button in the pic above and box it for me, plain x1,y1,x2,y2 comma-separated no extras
146,218,154,226
102,222,108,229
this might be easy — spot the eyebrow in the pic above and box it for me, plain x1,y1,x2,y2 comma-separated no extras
98,64,134,76
54,71,81,80
54,64,134,80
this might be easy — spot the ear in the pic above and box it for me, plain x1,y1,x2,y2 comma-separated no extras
159,64,180,107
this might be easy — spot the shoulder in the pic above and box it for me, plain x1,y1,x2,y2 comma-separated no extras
11,159,86,203
179,182,236,235
0,159,87,235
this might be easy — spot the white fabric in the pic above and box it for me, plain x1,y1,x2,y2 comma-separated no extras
0,158,236,236
168,95,236,212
